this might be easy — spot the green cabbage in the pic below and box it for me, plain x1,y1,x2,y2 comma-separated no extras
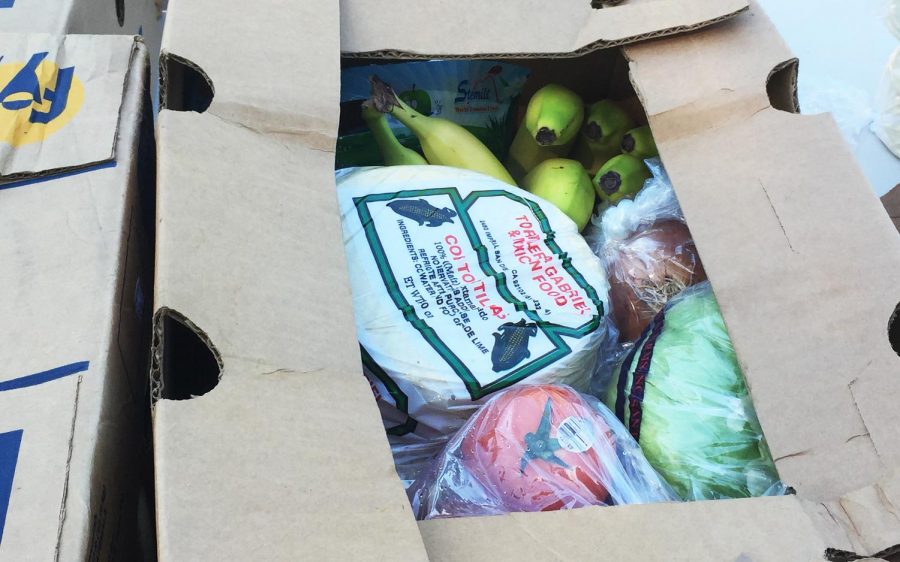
604,283,780,500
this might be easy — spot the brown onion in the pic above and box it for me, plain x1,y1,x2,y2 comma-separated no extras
607,220,707,342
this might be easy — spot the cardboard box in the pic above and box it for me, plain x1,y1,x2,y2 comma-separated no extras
0,34,155,560
0,0,164,109
884,184,900,233
151,0,900,559
0,0,163,37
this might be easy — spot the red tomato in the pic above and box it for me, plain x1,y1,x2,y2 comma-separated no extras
456,385,615,512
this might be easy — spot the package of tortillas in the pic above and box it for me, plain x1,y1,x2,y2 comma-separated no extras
337,165,611,474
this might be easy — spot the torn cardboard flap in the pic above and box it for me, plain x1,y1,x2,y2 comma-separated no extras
340,0,748,57
0,0,163,35
0,33,136,179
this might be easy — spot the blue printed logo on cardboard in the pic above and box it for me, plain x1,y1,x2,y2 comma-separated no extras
0,429,23,545
0,52,84,147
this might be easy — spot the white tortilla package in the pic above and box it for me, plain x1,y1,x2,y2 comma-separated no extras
337,165,611,460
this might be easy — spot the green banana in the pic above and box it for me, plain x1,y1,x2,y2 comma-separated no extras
620,125,659,160
505,84,584,182
369,76,516,186
522,158,596,231
573,100,635,176
593,154,651,204
361,103,428,166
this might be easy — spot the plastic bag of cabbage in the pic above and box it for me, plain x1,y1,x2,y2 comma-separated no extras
605,282,782,500
337,165,611,476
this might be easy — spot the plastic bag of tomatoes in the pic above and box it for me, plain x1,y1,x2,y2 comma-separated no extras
408,384,677,519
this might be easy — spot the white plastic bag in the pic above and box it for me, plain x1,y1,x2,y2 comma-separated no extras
409,384,676,519
337,165,611,456
875,47,900,159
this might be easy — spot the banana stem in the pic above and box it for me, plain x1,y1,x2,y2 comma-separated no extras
363,107,406,159
369,75,427,135
621,133,636,153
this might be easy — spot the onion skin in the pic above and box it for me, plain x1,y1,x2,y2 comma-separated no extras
607,220,707,342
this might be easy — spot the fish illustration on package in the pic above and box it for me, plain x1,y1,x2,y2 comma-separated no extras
387,199,457,227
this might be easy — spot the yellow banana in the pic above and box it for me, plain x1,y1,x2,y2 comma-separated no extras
369,76,516,185
505,84,584,182
522,158,596,231
574,100,635,176
620,125,659,160
361,104,428,166
593,154,651,204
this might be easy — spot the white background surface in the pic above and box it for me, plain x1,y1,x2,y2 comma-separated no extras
757,0,900,197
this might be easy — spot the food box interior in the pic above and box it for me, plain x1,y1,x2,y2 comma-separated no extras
147,0,900,557
334,46,790,518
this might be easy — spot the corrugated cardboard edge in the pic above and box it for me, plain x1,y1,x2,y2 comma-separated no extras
343,5,748,59
54,372,84,561
157,51,215,112
0,37,142,185
882,184,900,233
149,307,224,406
53,37,151,560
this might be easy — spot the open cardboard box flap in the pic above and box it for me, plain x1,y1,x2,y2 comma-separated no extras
0,34,137,181
883,184,900,232
152,0,900,559
622,5,900,555
339,0,748,57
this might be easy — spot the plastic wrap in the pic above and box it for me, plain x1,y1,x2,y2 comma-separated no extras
799,77,874,151
337,165,612,473
586,158,683,249
888,0,900,40
587,160,706,343
875,47,900,159
604,283,781,501
409,384,677,519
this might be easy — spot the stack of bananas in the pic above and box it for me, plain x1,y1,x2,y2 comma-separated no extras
363,75,660,232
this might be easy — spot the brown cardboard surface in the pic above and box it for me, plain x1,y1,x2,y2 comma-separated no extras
0,0,164,105
0,35,153,560
151,0,427,550
152,111,427,561
160,0,338,149
621,0,900,552
152,0,900,559
340,0,748,57
0,34,133,178
0,0,162,35
883,184,900,232
420,496,829,562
